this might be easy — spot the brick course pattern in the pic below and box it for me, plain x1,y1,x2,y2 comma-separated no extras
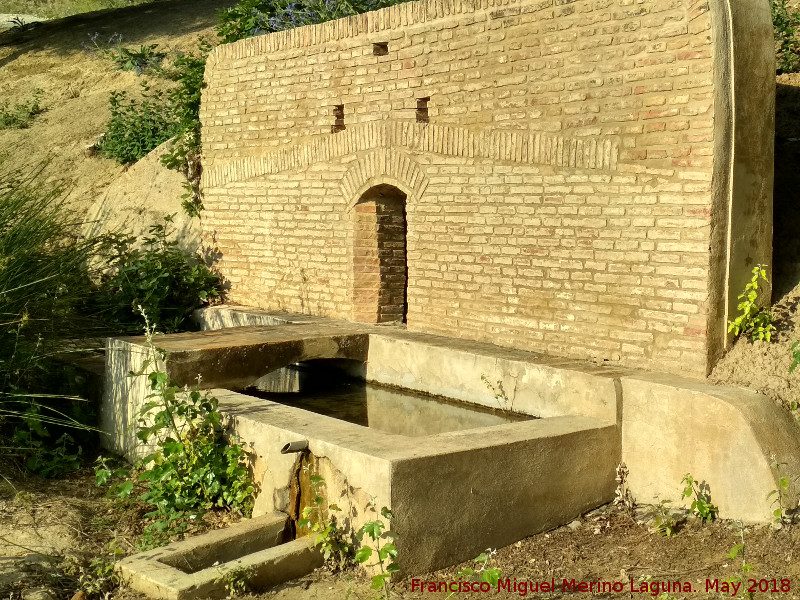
200,0,774,377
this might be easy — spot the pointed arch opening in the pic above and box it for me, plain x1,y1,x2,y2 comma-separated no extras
351,184,408,324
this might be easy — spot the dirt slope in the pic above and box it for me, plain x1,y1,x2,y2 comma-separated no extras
0,0,234,245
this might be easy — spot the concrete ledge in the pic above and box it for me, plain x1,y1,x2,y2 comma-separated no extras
621,374,800,521
367,333,623,423
117,513,322,600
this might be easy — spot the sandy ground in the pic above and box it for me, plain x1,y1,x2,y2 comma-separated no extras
0,0,234,248
0,14,47,32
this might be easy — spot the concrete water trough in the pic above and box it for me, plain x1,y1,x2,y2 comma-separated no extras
117,512,322,600
101,308,800,587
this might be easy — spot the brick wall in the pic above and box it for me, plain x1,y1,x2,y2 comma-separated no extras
199,0,774,377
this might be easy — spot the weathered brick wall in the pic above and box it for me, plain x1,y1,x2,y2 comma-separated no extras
200,0,774,377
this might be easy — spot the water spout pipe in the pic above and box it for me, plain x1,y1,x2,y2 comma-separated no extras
281,440,309,454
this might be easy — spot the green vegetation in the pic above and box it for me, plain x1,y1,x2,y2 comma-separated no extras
84,32,166,75
96,39,210,214
649,499,679,537
96,314,255,549
99,84,176,164
354,505,399,600
0,164,111,476
727,264,776,343
298,473,353,571
768,456,792,525
99,215,222,333
681,473,718,523
450,549,502,597
0,162,223,478
772,0,800,74
0,89,45,129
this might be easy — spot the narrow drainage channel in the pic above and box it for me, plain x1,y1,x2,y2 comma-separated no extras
287,449,314,542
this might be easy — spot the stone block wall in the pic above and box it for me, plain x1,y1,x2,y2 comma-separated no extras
199,0,774,376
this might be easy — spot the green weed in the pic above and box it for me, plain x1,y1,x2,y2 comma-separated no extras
726,522,755,599
0,163,112,475
0,90,45,129
768,456,792,526
649,499,680,537
214,564,253,598
355,504,399,600
727,264,775,343
682,473,717,523
447,549,502,598
298,473,353,571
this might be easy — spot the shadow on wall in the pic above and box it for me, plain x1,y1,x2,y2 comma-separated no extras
773,82,800,300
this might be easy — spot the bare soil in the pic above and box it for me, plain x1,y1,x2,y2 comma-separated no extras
0,0,232,247
5,468,800,600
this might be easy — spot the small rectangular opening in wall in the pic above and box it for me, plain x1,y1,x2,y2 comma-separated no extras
416,97,430,124
373,42,389,56
331,104,345,133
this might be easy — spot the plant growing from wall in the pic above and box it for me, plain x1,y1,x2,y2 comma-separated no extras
727,264,776,343
354,504,399,600
480,375,513,413
214,565,254,598
159,41,212,217
298,473,353,571
681,473,717,523
96,310,255,549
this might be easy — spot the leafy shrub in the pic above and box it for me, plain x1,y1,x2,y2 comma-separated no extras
99,84,178,164
727,264,776,343
773,0,800,74
100,215,222,333
97,319,255,549
0,90,45,129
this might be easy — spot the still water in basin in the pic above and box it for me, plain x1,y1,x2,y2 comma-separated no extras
240,376,532,437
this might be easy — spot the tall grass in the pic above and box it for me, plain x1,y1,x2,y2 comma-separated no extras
0,161,111,474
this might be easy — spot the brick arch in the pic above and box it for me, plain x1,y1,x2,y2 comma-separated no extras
350,184,408,324
340,148,428,210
